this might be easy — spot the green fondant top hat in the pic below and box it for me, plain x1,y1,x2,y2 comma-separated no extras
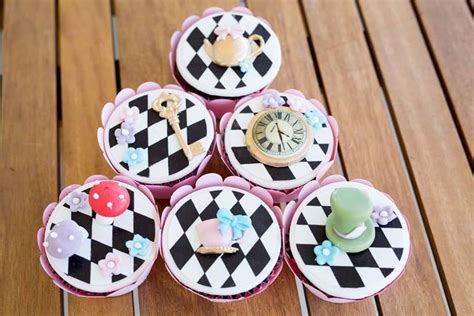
325,187,375,253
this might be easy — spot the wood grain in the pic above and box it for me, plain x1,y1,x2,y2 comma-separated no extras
414,0,474,162
0,0,60,314
302,0,448,314
58,0,131,314
359,1,473,314
114,0,301,314
246,0,376,314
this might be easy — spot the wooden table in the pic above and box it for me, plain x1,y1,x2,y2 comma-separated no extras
1,0,472,315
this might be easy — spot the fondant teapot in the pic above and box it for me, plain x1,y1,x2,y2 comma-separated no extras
203,24,265,67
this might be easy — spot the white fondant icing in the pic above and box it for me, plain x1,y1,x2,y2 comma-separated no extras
333,224,367,240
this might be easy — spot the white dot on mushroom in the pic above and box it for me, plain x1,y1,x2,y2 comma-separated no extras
107,202,113,209
57,248,62,253
43,241,49,248
69,235,75,240
50,232,58,238
93,193,100,199
118,194,125,200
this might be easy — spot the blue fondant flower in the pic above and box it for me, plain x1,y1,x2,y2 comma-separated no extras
67,191,88,212
115,122,136,144
122,147,145,166
262,92,285,108
216,208,252,241
126,234,151,257
239,59,252,73
304,110,327,130
314,240,339,265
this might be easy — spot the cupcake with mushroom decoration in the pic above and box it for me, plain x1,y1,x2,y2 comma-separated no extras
98,82,216,199
38,175,160,297
170,6,281,117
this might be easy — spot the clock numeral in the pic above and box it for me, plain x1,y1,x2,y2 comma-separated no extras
275,111,282,120
294,128,304,134
257,121,266,127
266,143,273,151
292,137,302,145
283,113,290,121
258,137,268,145
265,114,273,122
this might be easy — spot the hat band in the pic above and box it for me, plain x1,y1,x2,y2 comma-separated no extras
333,223,367,240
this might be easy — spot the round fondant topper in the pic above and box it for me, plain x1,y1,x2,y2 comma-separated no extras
325,188,375,253
88,181,130,224
246,107,313,167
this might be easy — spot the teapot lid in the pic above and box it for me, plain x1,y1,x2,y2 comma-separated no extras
175,11,281,98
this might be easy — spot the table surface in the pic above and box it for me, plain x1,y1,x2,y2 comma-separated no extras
0,0,472,315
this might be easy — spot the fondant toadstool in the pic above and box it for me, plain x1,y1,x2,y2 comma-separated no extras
88,181,130,225
43,220,88,258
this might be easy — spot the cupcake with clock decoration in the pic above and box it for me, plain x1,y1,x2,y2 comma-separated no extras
37,175,160,297
284,175,411,302
218,89,338,203
170,6,281,117
98,82,216,199
160,173,284,301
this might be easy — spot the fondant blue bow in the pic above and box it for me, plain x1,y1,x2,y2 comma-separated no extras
217,208,252,241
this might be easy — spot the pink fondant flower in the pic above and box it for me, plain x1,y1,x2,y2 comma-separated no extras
288,97,308,113
214,25,244,41
119,106,139,123
98,252,121,276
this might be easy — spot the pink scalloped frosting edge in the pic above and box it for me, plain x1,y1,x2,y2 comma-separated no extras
282,175,412,303
160,173,284,302
38,175,160,298
217,89,339,203
98,82,217,199
169,7,276,118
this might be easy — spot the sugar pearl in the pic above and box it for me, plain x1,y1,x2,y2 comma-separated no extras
322,248,330,256
107,261,116,269
72,197,80,204
380,210,388,218
131,153,138,160
134,242,143,249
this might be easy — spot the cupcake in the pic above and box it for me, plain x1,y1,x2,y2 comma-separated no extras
98,82,216,199
284,176,410,302
161,173,283,301
170,7,281,117
218,89,338,203
38,175,160,297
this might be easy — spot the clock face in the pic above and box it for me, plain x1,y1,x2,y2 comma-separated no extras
246,108,313,167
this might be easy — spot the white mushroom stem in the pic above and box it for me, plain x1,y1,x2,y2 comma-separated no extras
96,214,114,225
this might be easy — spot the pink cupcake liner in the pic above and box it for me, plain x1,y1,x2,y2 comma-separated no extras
160,173,284,302
218,89,339,203
283,175,411,303
38,175,160,298
98,82,217,199
169,6,277,118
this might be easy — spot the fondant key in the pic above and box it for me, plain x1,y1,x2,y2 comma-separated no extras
152,93,205,160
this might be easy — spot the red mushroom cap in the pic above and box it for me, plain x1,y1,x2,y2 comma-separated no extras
88,181,130,218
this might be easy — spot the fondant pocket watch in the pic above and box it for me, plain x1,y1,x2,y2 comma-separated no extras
246,107,313,167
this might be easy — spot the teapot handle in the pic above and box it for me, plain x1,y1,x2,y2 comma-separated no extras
247,34,265,59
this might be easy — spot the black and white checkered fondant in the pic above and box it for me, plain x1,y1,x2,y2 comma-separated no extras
289,182,410,300
44,181,158,293
176,12,281,98
162,186,281,296
104,89,214,185
224,93,334,191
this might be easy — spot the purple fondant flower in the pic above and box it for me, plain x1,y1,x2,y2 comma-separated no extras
119,106,139,123
98,252,121,276
67,191,88,212
314,240,339,266
287,97,308,113
262,92,285,108
371,206,396,225
115,122,136,144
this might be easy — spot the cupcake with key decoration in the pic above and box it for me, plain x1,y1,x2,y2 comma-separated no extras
38,175,160,297
161,173,283,301
284,175,411,302
170,6,281,117
218,89,338,203
98,82,216,199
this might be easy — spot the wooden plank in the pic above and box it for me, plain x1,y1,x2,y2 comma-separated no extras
302,0,447,314
114,0,301,314
246,1,375,314
57,0,131,314
359,1,473,314
414,0,473,162
0,0,60,315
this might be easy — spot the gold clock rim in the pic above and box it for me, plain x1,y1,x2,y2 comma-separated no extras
245,107,314,168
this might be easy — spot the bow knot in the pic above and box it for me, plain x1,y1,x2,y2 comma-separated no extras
214,25,244,41
217,208,252,241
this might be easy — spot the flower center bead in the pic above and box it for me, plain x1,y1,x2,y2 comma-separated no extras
121,129,129,136
107,261,116,268
131,153,138,160
380,210,388,218
134,242,143,249
72,197,80,204
322,248,330,256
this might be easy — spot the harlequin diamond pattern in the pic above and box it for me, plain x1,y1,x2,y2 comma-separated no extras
178,12,279,95
226,95,331,183
107,94,209,178
48,186,155,286
168,189,279,291
293,196,405,289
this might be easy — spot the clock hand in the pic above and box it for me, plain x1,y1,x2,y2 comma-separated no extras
276,122,290,138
